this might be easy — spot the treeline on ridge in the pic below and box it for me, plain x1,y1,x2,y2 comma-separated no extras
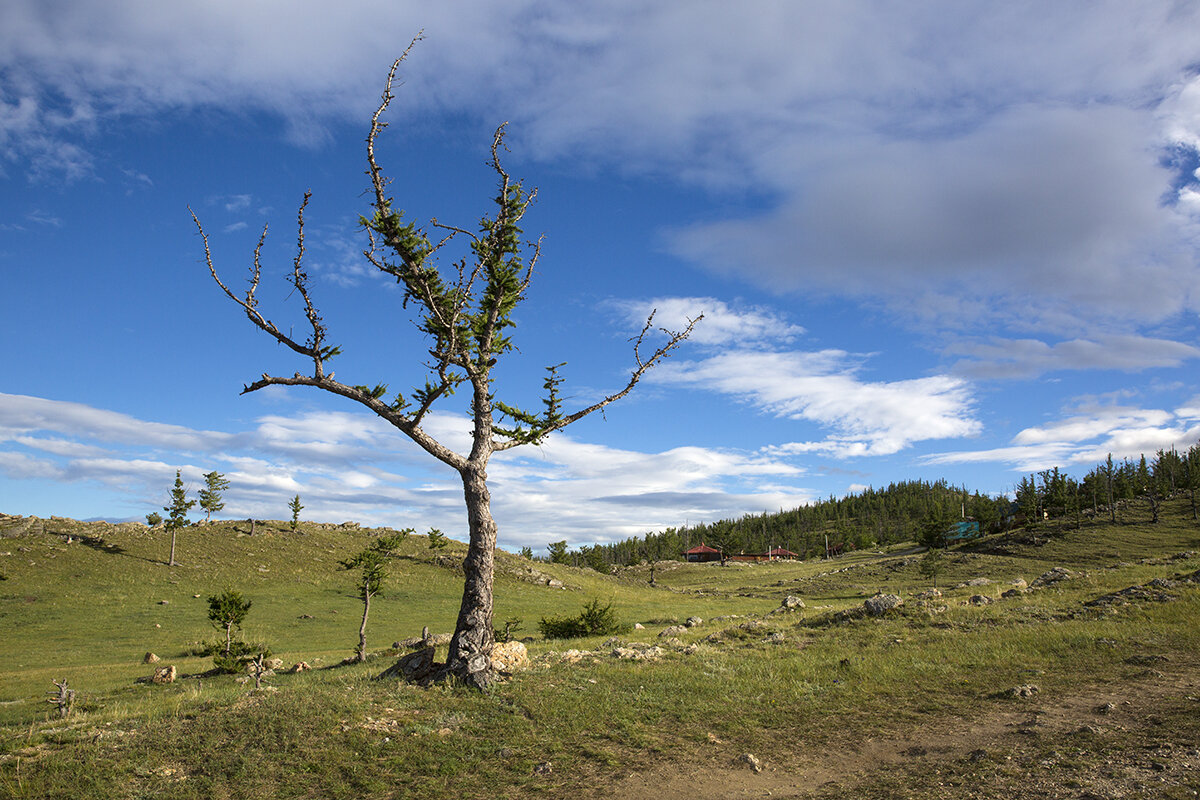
542,444,1200,572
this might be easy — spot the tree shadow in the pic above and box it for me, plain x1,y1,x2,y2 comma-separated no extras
76,535,158,564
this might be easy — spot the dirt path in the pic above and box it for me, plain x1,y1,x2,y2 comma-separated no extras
597,664,1200,799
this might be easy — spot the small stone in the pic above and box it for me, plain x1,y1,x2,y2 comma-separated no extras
633,623,644,630
289,661,311,673
968,594,993,605
143,652,160,664
158,600,170,605
685,616,704,627
1008,684,1039,698
533,761,553,775
781,595,805,609
659,625,688,638
736,753,763,773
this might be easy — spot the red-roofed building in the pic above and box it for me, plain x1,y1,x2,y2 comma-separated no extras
683,543,723,563
766,547,799,560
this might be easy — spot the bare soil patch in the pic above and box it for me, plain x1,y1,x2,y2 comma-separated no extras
598,663,1200,799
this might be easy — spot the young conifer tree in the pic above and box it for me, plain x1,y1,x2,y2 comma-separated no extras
163,470,195,567
192,38,699,688
198,471,230,523
288,495,303,532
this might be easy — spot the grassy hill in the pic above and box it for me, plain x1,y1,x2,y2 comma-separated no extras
1,503,1198,798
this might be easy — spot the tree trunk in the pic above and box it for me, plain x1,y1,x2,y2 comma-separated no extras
357,590,371,662
169,530,177,567
439,463,497,689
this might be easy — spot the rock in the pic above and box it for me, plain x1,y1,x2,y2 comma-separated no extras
864,593,904,616
143,652,160,664
547,579,564,589
685,616,704,627
263,658,285,671
736,753,764,773
158,599,170,605
376,646,436,683
151,665,177,684
916,588,942,599
490,641,529,673
781,595,806,609
612,647,639,660
533,761,553,775
968,594,993,605
966,578,992,587
1007,684,1039,698
1001,588,1025,598
1010,578,1028,589
289,661,311,673
633,623,645,630
659,625,688,638
765,632,785,643
1031,567,1075,587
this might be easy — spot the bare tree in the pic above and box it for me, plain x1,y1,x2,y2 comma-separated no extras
191,39,699,689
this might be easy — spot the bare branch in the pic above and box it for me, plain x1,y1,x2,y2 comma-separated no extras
192,208,319,362
240,371,467,471
492,311,703,451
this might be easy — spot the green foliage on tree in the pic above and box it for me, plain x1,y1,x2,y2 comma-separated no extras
288,495,303,531
198,471,230,523
518,546,533,560
207,589,252,660
918,548,946,589
917,503,951,550
163,470,195,567
427,528,448,550
547,540,568,564
145,512,162,527
538,599,624,639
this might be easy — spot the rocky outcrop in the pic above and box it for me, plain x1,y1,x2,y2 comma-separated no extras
864,593,904,616
490,641,529,674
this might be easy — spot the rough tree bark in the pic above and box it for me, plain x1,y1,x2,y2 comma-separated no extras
192,38,699,689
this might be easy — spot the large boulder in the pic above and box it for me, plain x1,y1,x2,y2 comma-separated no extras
490,641,529,674
864,594,904,616
151,665,177,684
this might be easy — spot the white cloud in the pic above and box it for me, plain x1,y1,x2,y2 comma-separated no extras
950,335,1200,380
615,297,803,347
653,350,979,457
0,393,234,451
0,392,810,548
925,404,1200,473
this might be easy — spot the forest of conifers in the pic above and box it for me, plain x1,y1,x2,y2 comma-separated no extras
544,444,1200,571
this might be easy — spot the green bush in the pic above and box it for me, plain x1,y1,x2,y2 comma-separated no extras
208,640,273,674
538,599,625,639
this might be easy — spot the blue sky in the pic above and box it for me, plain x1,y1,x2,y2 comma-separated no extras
3,2,1200,554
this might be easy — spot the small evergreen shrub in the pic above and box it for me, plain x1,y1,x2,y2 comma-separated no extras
538,599,625,639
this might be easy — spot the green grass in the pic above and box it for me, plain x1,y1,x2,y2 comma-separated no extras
2,501,1198,798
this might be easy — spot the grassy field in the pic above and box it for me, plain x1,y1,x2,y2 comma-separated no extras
1,502,1198,798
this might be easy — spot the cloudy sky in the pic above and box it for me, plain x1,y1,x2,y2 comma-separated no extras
3,2,1199,553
